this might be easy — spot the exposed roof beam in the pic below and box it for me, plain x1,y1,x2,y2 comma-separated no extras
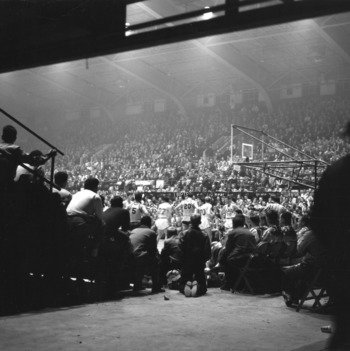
321,17,350,28
179,81,203,99
312,20,350,67
205,25,313,47
100,57,187,117
203,44,273,111
25,70,115,121
267,69,314,90
140,0,273,110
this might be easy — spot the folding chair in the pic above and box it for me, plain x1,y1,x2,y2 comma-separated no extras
266,241,285,264
296,268,329,312
232,242,269,294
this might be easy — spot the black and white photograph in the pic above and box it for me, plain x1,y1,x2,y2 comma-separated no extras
0,1,350,350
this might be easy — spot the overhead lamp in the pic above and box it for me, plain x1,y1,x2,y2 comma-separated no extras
202,6,214,20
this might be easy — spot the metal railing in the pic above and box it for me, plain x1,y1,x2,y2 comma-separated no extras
0,107,64,191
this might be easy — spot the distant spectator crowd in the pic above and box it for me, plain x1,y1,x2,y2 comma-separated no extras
24,95,349,202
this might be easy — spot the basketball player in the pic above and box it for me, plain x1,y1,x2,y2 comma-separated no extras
197,196,213,241
221,195,240,231
155,196,174,242
127,192,149,230
175,192,198,230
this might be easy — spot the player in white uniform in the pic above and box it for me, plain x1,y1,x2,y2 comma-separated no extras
175,193,198,230
123,194,133,210
221,195,240,230
155,196,174,242
127,192,149,230
197,196,213,241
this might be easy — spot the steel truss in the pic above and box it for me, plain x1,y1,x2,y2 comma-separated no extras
230,124,329,190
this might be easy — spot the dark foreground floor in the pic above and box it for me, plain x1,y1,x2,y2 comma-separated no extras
0,288,331,351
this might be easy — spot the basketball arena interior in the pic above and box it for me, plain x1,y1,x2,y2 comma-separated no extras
1,1,350,350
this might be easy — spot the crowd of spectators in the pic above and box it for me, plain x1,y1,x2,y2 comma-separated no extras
23,96,346,197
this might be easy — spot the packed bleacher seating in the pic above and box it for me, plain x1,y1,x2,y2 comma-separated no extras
36,96,348,197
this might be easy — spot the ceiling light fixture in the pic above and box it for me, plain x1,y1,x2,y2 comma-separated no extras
202,6,213,20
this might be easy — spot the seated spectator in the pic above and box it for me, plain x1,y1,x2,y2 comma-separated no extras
219,214,256,291
281,229,327,307
160,227,182,286
66,177,105,261
296,214,311,241
0,125,54,190
100,195,132,294
249,213,262,243
206,241,225,277
102,196,130,233
53,171,72,208
280,211,297,259
179,214,211,297
259,211,268,233
14,150,46,183
265,195,287,216
129,215,164,293
261,209,283,244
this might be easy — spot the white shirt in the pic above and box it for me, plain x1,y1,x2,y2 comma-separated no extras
177,198,197,222
67,189,103,219
128,201,148,222
198,203,212,229
222,203,239,229
222,203,238,220
157,202,173,221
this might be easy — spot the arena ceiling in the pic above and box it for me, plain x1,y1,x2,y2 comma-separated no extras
1,0,350,125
